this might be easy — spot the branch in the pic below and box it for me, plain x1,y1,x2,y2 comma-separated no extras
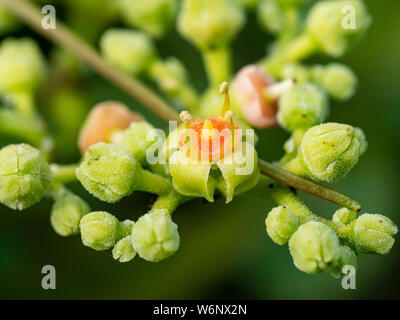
1,0,362,211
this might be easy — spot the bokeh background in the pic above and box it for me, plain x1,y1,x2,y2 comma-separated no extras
0,0,399,299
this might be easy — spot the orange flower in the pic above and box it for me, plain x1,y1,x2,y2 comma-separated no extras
78,101,144,154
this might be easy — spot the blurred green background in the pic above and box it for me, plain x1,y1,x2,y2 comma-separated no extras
0,0,399,299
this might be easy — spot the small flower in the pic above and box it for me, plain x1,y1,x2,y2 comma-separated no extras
169,85,259,203
120,219,135,237
117,0,178,38
348,214,398,255
78,101,144,154
233,65,278,128
80,211,121,251
311,63,358,101
289,221,340,274
0,144,51,210
265,205,300,245
111,121,155,162
131,212,180,262
100,29,156,75
112,236,137,263
50,189,91,237
76,143,139,203
277,82,328,132
306,0,371,57
329,245,357,278
0,38,46,92
299,123,366,182
177,0,245,49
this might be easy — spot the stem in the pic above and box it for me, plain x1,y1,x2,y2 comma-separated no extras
3,0,361,210
50,163,78,183
202,46,232,87
138,169,172,196
258,159,361,212
148,191,183,217
0,0,178,122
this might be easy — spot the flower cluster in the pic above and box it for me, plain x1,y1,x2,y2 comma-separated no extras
0,0,396,281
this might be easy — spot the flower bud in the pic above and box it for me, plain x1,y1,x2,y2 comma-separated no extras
332,207,356,228
277,82,328,132
282,63,310,83
80,211,121,251
289,221,340,274
112,236,137,262
76,143,139,203
311,63,357,101
232,65,278,128
0,144,51,210
120,219,135,237
299,123,366,182
349,214,398,255
78,101,144,154
0,38,46,92
100,29,156,75
306,0,371,57
329,245,357,278
265,206,299,245
50,190,91,236
257,0,284,35
117,0,178,38
112,121,154,162
132,212,180,262
177,0,245,49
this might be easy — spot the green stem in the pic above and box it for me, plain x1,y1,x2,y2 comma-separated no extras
148,190,185,217
202,46,232,87
258,159,361,211
50,163,78,183
260,33,316,77
138,169,172,196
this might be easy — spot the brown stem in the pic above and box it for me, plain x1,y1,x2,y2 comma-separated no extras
2,0,362,211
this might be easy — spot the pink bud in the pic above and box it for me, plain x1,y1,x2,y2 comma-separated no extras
233,65,278,128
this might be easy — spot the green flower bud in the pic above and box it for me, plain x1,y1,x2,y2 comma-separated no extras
50,190,91,236
265,205,299,245
281,63,310,83
0,38,46,92
178,0,245,49
329,245,357,278
332,207,356,228
117,0,178,38
120,219,135,238
132,212,180,262
289,221,340,274
100,29,156,75
76,143,139,203
299,123,366,182
278,83,328,132
353,127,367,156
112,236,137,262
349,214,398,255
311,63,357,101
80,211,121,251
0,144,51,210
306,0,372,57
112,121,154,162
257,0,284,35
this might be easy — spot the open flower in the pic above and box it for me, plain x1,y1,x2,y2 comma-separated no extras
78,101,144,154
169,83,259,203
